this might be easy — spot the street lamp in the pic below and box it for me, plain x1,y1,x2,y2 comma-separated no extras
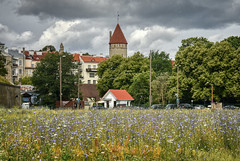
60,55,66,108
149,50,152,107
77,64,81,109
176,65,181,108
207,82,213,107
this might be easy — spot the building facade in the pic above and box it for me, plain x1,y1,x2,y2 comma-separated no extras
109,24,128,58
8,49,25,83
73,54,108,84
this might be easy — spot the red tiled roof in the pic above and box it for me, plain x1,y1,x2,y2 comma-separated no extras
80,56,108,63
109,24,128,44
171,60,175,68
73,54,80,61
108,89,134,100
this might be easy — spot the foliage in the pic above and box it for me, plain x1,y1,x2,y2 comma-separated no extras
42,45,56,52
168,36,240,104
152,73,170,106
151,50,172,76
31,52,77,107
0,50,7,76
128,72,150,106
0,75,11,84
20,76,33,85
0,109,239,160
97,52,150,98
97,55,125,96
222,36,240,50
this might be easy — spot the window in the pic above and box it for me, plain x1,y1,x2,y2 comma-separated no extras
19,60,22,66
19,69,22,74
93,80,96,84
88,80,91,84
88,65,91,68
93,65,96,68
31,64,34,68
89,73,95,78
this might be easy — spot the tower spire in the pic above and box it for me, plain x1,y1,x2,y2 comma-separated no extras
117,11,119,24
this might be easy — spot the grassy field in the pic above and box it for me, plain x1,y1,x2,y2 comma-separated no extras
0,108,239,160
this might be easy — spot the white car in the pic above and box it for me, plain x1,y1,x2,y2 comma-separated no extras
22,103,30,109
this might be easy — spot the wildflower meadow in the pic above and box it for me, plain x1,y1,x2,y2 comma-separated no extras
0,108,239,160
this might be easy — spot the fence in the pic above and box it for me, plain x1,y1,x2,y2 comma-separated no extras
0,82,21,108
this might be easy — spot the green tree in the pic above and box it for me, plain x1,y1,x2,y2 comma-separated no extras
97,52,150,100
32,52,77,107
222,36,240,50
42,45,56,52
168,36,240,104
152,73,169,106
129,72,150,106
113,52,149,90
20,76,33,85
151,50,172,76
0,50,7,76
97,55,125,97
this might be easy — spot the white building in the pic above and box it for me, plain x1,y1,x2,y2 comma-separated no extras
101,89,134,108
73,54,108,84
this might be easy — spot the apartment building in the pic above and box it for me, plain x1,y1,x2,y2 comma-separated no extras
73,54,108,84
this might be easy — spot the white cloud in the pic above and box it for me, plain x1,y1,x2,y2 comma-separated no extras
128,25,179,55
0,23,33,46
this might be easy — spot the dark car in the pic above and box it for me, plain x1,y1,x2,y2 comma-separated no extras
180,103,193,109
165,104,177,109
223,105,239,110
151,104,164,109
92,105,106,109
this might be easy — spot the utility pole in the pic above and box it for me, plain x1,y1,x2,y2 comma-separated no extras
176,65,180,108
149,50,152,107
60,56,62,108
77,64,81,109
211,84,213,103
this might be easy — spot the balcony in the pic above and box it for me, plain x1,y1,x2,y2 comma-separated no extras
86,68,97,72
12,63,18,67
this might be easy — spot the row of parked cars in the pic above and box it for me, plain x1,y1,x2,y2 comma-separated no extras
151,103,240,109
151,103,195,109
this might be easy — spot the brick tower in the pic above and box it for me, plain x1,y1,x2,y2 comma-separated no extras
109,24,128,58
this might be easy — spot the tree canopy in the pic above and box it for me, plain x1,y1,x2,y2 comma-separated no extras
167,36,240,104
20,76,33,85
151,50,172,76
42,45,56,52
97,52,151,105
32,52,77,107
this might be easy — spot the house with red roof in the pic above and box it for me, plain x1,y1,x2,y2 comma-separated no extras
109,24,128,58
73,54,108,106
101,89,134,108
73,54,108,85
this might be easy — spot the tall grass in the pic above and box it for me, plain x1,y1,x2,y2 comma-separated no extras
0,108,239,160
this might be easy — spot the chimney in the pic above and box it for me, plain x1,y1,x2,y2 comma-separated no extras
109,31,112,40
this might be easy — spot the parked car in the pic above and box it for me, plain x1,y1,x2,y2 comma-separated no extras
151,104,164,109
223,105,239,110
180,103,193,109
165,104,177,109
92,105,106,109
194,104,205,109
22,102,30,109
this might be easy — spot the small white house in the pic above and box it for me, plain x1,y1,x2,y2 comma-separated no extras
101,89,134,108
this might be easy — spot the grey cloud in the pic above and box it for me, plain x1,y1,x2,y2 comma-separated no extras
17,0,240,29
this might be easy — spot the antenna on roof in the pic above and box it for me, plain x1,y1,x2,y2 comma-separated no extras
117,11,119,24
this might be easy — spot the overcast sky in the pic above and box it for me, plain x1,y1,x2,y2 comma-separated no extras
0,0,240,59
